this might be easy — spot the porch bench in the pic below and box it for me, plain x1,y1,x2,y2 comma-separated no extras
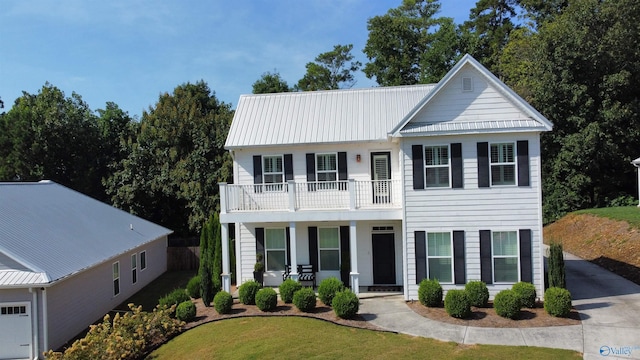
282,264,316,288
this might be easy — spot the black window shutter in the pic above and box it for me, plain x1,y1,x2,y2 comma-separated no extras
256,228,265,267
253,155,262,184
453,231,466,284
480,230,493,284
340,226,350,268
286,227,291,266
412,145,424,190
338,152,348,181
284,154,294,181
477,142,489,188
308,227,318,273
451,143,463,189
415,231,426,284
517,140,530,187
306,153,316,191
519,229,533,283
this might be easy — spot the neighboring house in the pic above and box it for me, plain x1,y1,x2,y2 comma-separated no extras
218,54,553,302
0,181,172,360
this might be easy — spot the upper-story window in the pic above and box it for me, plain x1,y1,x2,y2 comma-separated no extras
316,153,337,190
490,143,516,186
425,145,450,188
263,155,284,191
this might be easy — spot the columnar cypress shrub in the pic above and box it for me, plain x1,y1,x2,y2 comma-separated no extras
332,289,359,319
494,289,521,319
544,287,572,317
176,301,196,322
318,277,344,306
214,291,233,314
211,213,223,294
464,281,489,307
255,288,278,311
293,287,317,312
238,280,261,305
186,275,201,299
199,219,214,307
548,242,566,288
444,290,471,318
418,279,443,307
279,278,302,303
512,282,537,308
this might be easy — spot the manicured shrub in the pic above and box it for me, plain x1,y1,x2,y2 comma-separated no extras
465,281,489,307
544,287,572,317
332,289,359,319
186,275,201,299
548,242,566,288
444,290,471,318
512,282,537,308
318,277,344,306
293,287,316,312
176,300,196,322
493,289,521,319
214,291,233,314
255,288,278,311
418,279,443,307
238,280,261,305
279,278,302,304
158,288,191,310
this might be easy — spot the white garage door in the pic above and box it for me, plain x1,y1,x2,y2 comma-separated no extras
0,303,31,360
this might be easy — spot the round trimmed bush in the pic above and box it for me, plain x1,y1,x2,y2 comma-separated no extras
465,281,489,307
332,289,359,319
293,287,316,312
186,275,201,299
255,288,278,311
544,287,572,317
494,289,521,319
418,279,443,307
238,280,261,305
444,290,471,318
159,288,191,309
213,291,233,314
512,282,537,308
279,278,302,304
318,277,344,306
175,300,196,322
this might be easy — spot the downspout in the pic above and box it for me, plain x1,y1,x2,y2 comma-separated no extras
42,288,48,354
30,288,39,360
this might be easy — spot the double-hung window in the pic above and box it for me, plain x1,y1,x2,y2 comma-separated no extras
425,145,450,188
492,231,519,283
263,155,284,191
140,251,147,271
113,262,120,296
318,227,340,271
131,254,137,284
265,228,286,271
490,143,516,185
316,153,337,190
427,232,453,283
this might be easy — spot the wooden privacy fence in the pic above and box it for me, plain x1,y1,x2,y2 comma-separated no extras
167,246,200,271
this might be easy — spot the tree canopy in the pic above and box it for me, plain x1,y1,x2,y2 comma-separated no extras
252,70,291,94
295,44,362,91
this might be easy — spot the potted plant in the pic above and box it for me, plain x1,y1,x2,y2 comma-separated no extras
253,253,265,286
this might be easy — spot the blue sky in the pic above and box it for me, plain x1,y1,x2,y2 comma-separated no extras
1,0,479,118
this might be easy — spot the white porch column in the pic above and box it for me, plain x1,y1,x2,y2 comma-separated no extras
219,183,227,214
289,222,299,281
221,222,231,293
288,180,296,211
348,179,356,210
348,220,359,294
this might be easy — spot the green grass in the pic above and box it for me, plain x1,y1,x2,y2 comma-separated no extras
575,206,640,229
116,270,195,311
146,317,580,360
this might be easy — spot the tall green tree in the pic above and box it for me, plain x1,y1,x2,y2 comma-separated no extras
211,213,222,293
199,219,214,307
295,44,362,91
105,81,233,235
363,0,462,85
252,70,290,94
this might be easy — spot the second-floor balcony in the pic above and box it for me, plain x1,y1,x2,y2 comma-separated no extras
220,179,402,214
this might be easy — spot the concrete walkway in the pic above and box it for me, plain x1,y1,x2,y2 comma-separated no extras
359,252,640,360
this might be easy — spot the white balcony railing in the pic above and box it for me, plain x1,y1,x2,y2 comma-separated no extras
220,179,401,213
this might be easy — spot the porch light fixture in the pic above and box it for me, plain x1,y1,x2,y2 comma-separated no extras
356,154,361,162
631,157,640,207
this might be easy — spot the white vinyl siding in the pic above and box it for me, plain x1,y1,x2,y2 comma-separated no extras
112,262,120,296
265,228,286,271
263,155,284,191
427,232,453,283
425,145,450,188
490,143,515,186
319,227,340,271
493,231,519,283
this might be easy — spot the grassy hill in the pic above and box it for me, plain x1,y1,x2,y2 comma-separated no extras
544,206,640,285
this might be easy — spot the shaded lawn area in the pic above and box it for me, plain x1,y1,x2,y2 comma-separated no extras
575,206,640,229
147,317,581,360
116,270,195,311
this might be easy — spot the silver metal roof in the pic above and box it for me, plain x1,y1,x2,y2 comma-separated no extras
0,181,172,287
225,85,436,148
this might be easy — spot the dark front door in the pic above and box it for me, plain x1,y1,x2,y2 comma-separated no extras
372,233,396,284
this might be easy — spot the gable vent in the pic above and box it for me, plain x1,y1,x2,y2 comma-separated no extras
462,77,473,92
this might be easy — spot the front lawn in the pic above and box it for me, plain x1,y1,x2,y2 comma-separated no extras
146,317,580,360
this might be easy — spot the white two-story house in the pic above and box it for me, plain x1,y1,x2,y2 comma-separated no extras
218,54,553,300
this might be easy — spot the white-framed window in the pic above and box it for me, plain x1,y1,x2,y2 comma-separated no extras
113,262,120,296
140,251,147,271
265,228,286,271
492,231,519,283
263,155,284,191
316,153,337,190
318,227,340,271
490,143,516,186
131,254,137,284
427,232,453,283
425,145,450,188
